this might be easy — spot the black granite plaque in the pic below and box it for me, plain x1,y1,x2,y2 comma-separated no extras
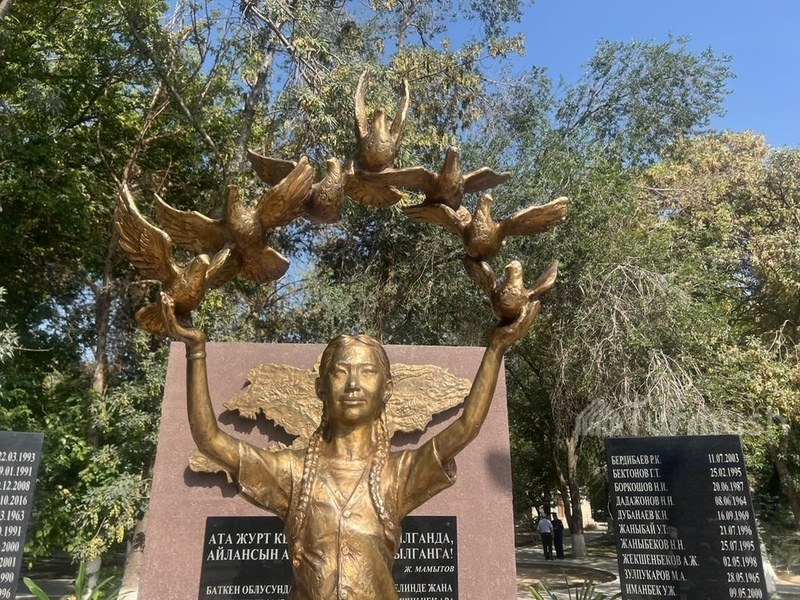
198,516,458,600
606,435,767,600
394,516,458,599
198,517,290,600
0,431,43,600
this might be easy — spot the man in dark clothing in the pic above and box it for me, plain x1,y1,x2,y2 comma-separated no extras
551,513,565,559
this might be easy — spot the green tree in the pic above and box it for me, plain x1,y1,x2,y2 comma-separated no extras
0,289,17,366
0,0,185,568
642,132,800,528
476,37,734,556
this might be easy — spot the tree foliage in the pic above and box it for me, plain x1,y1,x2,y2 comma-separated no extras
4,0,799,575
556,36,733,163
0,0,531,566
470,37,735,555
642,132,800,528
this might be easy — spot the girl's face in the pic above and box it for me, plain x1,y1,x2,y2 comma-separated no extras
317,342,392,426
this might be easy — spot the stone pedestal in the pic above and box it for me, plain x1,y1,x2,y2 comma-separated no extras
138,342,517,599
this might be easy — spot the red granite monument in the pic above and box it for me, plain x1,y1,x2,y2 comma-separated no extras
138,341,517,599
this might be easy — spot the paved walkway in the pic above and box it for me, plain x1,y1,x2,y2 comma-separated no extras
515,545,621,599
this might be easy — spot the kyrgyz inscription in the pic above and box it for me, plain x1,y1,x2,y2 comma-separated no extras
198,516,458,600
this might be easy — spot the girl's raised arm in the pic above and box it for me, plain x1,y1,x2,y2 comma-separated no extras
159,294,242,474
433,301,540,463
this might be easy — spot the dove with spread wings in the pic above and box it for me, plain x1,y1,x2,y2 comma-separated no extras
354,69,409,173
154,158,313,283
404,194,568,261
355,146,510,209
247,152,344,224
338,69,412,208
246,150,407,212
464,258,557,325
114,185,239,336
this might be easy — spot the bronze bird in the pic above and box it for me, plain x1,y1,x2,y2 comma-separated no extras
342,159,403,208
354,69,409,172
114,186,237,336
403,194,567,260
247,151,344,223
464,258,558,324
356,147,511,209
403,194,568,261
154,160,313,283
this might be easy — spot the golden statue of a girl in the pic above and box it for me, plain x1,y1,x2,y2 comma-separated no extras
159,293,539,600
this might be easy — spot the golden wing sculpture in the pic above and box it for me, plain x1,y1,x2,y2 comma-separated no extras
225,362,320,442
226,360,470,442
189,358,471,476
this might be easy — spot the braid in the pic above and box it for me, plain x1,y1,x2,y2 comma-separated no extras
290,411,327,547
369,416,394,540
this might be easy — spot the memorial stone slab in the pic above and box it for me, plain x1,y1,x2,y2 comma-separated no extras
198,515,457,600
607,435,767,600
0,431,43,600
139,343,516,599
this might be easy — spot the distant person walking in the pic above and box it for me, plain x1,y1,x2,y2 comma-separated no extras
537,513,554,560
551,514,565,559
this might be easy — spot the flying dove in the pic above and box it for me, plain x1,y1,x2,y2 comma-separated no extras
154,159,313,282
404,195,568,261
355,147,510,209
354,69,409,172
247,151,344,223
114,186,238,336
464,258,558,324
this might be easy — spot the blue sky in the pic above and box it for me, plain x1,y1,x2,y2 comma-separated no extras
466,0,798,147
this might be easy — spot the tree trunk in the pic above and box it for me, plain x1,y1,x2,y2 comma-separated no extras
0,0,15,21
84,225,118,595
119,512,148,599
88,225,117,444
566,431,587,557
769,429,800,530
552,442,573,526
83,557,102,600
91,229,116,398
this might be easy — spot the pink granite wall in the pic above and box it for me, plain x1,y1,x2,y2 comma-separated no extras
138,342,517,599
